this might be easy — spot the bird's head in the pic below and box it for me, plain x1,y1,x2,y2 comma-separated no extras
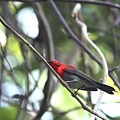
48,60,63,71
48,60,63,68
48,60,67,77
48,60,75,78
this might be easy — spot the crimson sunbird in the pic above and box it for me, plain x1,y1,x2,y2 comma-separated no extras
48,60,115,94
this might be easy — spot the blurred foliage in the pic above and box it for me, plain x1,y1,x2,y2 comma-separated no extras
0,107,18,120
0,1,120,120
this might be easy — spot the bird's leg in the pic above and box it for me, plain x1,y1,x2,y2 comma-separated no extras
75,85,85,94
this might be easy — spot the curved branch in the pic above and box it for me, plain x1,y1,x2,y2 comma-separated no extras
72,3,108,120
72,3,108,83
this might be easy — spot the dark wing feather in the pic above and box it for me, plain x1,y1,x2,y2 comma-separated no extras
64,68,115,94
64,68,99,90
95,82,115,94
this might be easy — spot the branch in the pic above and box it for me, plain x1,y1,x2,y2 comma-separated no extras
72,3,108,83
109,65,120,72
0,43,12,72
0,16,107,120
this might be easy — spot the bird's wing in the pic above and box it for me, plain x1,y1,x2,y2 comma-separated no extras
63,68,99,90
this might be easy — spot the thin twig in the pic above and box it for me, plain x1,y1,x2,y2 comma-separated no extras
88,25,120,39
0,16,107,120
109,65,120,72
0,43,13,72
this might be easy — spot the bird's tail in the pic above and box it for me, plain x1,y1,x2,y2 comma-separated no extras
95,82,115,94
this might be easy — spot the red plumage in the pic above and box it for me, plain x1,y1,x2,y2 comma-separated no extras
48,60,115,94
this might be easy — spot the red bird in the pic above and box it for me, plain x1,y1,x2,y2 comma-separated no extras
48,60,115,94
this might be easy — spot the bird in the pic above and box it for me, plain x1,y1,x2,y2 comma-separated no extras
48,60,115,94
